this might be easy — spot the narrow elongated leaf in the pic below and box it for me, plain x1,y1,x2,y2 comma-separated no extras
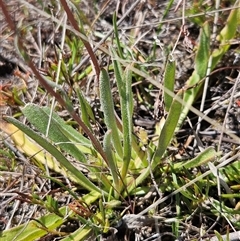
128,92,183,194
113,12,124,59
41,107,92,155
178,4,240,129
177,71,201,129
0,207,69,241
60,227,93,241
218,1,240,42
113,61,133,180
99,68,123,157
76,86,95,129
1,122,68,176
164,60,175,111
213,0,240,66
103,130,120,196
173,147,218,170
195,22,210,78
22,104,87,163
153,90,183,168
177,22,210,129
39,106,112,191
213,231,224,241
4,116,107,196
130,144,216,194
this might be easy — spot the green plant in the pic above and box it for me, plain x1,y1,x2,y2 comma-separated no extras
1,0,240,240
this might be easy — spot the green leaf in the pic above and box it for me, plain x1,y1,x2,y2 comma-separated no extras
0,207,69,241
213,1,240,66
41,106,92,152
131,90,183,193
17,106,111,192
177,22,210,129
4,116,107,195
113,12,124,59
173,147,218,170
81,190,103,205
153,90,183,168
22,104,87,163
76,86,95,129
60,227,93,241
103,130,120,196
163,60,176,111
177,71,201,129
177,3,240,130
213,231,224,241
195,22,210,78
99,68,123,157
217,2,240,42
184,147,217,169
113,61,133,181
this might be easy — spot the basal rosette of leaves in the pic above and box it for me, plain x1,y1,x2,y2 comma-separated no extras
1,0,240,240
